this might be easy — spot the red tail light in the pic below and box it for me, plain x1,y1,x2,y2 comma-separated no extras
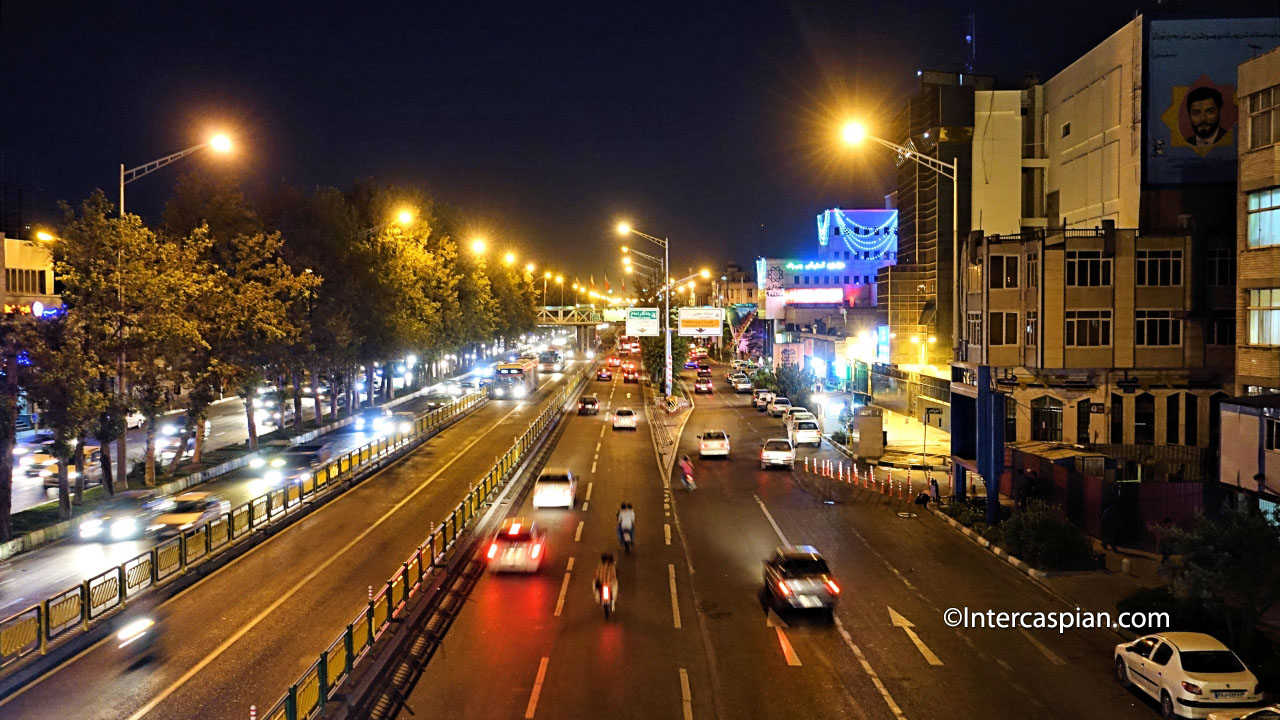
1180,681,1202,695
777,580,792,596
825,579,841,594
487,542,498,559
700,442,706,449
531,543,543,559
602,585,610,602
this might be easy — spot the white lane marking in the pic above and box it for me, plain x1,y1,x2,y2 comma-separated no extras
753,495,790,545
775,626,803,666
664,523,671,545
599,425,605,437
1019,628,1066,666
888,606,943,666
679,667,694,720
668,563,682,628
585,482,593,501
582,501,589,511
574,521,584,542
566,557,575,571
524,656,550,719
554,570,572,617
834,616,908,720
591,460,597,473
595,441,602,452
117,399,528,720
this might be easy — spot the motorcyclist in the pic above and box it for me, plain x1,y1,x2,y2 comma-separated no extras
617,502,636,548
677,455,696,491
593,552,618,611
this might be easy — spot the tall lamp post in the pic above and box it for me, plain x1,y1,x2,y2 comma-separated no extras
617,223,671,397
115,133,233,482
842,122,958,366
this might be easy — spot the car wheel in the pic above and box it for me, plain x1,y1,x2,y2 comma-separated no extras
1114,658,1131,688
1159,691,1175,719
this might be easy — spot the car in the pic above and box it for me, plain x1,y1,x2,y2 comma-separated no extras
1207,706,1280,720
1115,633,1265,720
694,377,713,394
696,367,713,379
532,468,577,509
612,407,638,430
621,360,636,371
249,442,336,493
27,441,101,484
78,490,161,542
623,369,640,383
733,376,753,393
124,410,147,430
790,417,822,447
752,389,774,411
459,378,478,390
607,356,621,367
486,517,547,573
684,359,699,369
767,397,792,417
697,430,730,458
147,492,231,537
578,395,600,415
760,438,796,469
422,392,455,411
392,411,419,434
782,406,810,423
597,367,613,381
354,406,392,434
763,545,840,617
698,362,710,371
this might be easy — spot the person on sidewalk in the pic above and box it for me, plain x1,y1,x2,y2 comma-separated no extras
1101,504,1121,552
929,476,940,505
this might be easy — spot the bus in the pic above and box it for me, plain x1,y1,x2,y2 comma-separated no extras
538,350,564,373
489,358,539,399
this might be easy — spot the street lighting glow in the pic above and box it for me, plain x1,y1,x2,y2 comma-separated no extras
555,275,563,284
471,238,487,254
622,256,631,265
209,134,233,153
503,252,516,265
525,262,535,273
841,121,867,145
35,230,55,242
616,222,631,236
699,269,710,278
544,270,552,279
396,209,415,225
624,266,633,274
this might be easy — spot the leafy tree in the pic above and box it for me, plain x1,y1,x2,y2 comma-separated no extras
639,333,689,388
775,364,817,410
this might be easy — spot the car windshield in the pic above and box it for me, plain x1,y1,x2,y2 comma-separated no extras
617,410,634,417
780,558,830,576
797,421,818,430
1179,650,1245,673
764,440,791,451
703,432,726,441
170,500,208,514
774,399,790,406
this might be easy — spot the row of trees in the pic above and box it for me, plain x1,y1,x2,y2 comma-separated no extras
0,175,540,539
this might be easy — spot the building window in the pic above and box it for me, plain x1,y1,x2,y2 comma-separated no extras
1111,393,1124,444
1025,311,1038,346
1135,250,1182,286
1005,396,1017,442
966,260,982,291
1266,418,1280,451
1026,253,1039,288
1134,393,1155,445
1248,85,1279,150
844,276,850,284
966,312,982,346
1184,394,1198,446
1247,289,1280,346
804,276,811,285
863,275,870,284
1065,250,1111,286
1165,394,1179,444
989,255,1019,289
1135,310,1182,346
1077,400,1092,444
1031,396,1063,442
1064,310,1111,346
1061,122,1071,138
747,287,754,298
989,311,1018,345
1248,188,1280,248
792,275,799,285
1208,248,1235,286
1209,310,1235,345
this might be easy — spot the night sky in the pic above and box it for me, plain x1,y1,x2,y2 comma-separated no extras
2,1,1273,282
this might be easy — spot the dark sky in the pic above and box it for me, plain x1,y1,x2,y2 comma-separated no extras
2,0,1273,284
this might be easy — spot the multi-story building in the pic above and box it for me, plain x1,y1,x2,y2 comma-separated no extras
714,263,755,307
1220,46,1280,507
0,232,60,318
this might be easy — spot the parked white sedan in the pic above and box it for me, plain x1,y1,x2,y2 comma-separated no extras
1115,632,1264,719
612,407,638,430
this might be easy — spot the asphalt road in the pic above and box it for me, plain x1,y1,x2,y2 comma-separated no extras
0,366,584,720
403,360,1159,720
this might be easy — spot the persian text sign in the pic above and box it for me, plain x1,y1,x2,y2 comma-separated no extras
677,307,723,337
626,308,660,337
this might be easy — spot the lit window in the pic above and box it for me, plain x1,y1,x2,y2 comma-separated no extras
1248,288,1280,346
1247,188,1280,248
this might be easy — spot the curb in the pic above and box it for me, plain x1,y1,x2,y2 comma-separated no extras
927,505,1050,580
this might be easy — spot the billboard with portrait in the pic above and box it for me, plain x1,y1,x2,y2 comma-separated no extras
1145,18,1280,186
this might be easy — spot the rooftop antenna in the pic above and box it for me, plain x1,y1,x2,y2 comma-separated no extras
965,7,976,74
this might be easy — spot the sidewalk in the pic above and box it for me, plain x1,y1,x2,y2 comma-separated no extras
1042,544,1165,618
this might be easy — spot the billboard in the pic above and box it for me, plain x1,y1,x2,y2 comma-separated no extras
625,307,660,337
757,258,786,320
1145,18,1280,186
677,307,724,337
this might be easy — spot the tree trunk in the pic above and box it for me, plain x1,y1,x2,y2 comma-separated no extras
243,393,259,450
73,437,86,505
143,421,157,487
0,349,17,542
330,370,339,421
167,428,188,475
57,458,71,520
312,367,323,427
365,364,375,407
97,433,115,496
292,369,304,431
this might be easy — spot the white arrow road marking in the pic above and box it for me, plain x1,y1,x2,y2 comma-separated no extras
888,606,943,665
774,625,802,666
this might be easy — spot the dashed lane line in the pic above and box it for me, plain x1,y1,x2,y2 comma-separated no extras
574,521,584,542
668,564,682,629
524,656,550,719
664,523,671,545
679,668,694,720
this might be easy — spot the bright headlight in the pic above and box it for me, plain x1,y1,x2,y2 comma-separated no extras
79,519,103,538
249,457,266,469
110,517,138,539
355,418,366,430
161,424,178,436
513,387,528,398
264,469,283,485
398,422,412,434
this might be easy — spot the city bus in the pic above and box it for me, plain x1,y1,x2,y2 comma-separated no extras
538,350,564,373
489,358,539,399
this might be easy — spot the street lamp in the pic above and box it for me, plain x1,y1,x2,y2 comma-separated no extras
471,238,487,255
396,209,415,225
555,275,564,305
617,221,673,397
504,252,516,266
842,120,958,361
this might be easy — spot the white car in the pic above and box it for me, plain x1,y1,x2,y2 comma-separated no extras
767,397,792,418
124,411,147,430
1207,706,1280,720
697,430,730,458
1115,632,1264,719
733,376,753,393
782,407,810,423
532,468,576,509
790,417,822,447
752,389,774,411
760,438,796,470
612,407,638,430
486,517,546,573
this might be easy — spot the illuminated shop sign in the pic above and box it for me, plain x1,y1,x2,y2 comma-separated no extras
784,261,846,271
784,287,844,304
3,301,58,317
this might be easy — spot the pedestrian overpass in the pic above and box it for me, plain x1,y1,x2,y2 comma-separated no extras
534,305,626,326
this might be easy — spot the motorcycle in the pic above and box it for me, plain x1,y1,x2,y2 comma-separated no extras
600,582,613,619
678,470,696,492
620,526,633,554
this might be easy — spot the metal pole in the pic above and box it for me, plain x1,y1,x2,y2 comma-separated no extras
664,239,672,398
117,163,128,488
951,157,959,364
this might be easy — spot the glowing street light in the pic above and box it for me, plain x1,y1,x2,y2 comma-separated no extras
525,262,535,273
35,230,55,242
209,133,234,153
504,252,516,265
471,238,487,255
699,269,711,278
396,208,415,225
840,121,867,145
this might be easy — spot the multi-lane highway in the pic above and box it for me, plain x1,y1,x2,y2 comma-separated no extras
0,365,583,720
404,358,1156,720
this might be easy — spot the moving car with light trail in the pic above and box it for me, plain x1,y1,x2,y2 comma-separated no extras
354,406,392,434
147,492,230,537
486,517,546,573
532,468,577,509
489,358,539,399
1115,632,1265,719
78,490,161,542
763,545,840,618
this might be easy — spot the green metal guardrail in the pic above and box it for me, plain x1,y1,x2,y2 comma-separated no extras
261,366,589,720
0,392,489,673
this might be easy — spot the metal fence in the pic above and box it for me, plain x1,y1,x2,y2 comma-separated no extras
0,392,488,672
262,366,589,720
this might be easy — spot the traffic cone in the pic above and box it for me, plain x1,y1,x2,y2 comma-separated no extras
804,457,810,474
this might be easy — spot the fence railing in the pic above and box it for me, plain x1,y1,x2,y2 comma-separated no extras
0,392,489,674
261,366,589,720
